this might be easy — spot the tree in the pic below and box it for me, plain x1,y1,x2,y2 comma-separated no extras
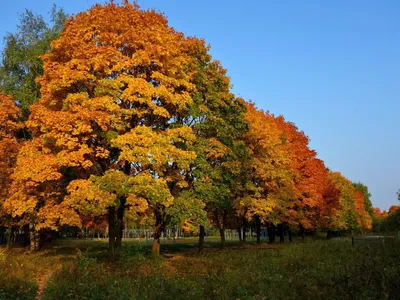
0,6,68,115
352,182,374,216
183,39,248,249
0,7,68,249
0,92,23,247
328,172,358,231
6,2,207,258
353,190,372,233
275,117,330,237
243,103,296,244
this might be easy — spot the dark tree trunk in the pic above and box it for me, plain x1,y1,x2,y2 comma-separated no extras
237,227,242,243
255,215,261,244
288,229,293,242
299,224,305,241
267,225,276,244
115,201,125,248
6,226,14,249
108,208,117,260
152,209,164,256
198,225,205,254
219,228,226,248
214,209,226,248
242,217,247,243
278,223,284,243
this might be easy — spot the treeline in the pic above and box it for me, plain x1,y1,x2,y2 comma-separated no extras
373,205,400,233
0,2,382,259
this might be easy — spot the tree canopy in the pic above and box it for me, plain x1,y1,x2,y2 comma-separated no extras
0,2,379,258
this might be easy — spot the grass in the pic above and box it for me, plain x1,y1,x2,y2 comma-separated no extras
0,237,399,300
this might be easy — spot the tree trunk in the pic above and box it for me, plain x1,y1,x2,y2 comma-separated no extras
115,201,125,248
299,224,305,241
214,209,226,248
108,208,117,260
268,225,276,244
278,223,284,243
152,209,164,256
255,215,261,244
198,225,205,254
29,223,40,252
6,226,14,249
288,229,293,242
242,217,247,243
237,227,242,243
219,228,226,248
152,231,161,256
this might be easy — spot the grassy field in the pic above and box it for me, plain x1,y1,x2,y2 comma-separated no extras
0,237,399,300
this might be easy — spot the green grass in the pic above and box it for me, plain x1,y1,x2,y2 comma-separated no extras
1,237,399,300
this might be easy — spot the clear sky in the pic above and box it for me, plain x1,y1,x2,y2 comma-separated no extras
1,0,399,210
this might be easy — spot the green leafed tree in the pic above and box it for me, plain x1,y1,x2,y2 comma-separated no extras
182,40,249,249
0,5,68,115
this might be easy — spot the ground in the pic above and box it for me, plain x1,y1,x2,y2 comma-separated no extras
0,236,399,300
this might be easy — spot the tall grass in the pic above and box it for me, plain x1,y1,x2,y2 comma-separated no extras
0,248,38,300
38,238,400,300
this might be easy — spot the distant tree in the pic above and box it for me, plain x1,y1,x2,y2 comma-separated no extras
352,182,374,216
384,205,400,232
328,172,358,231
0,5,68,115
353,190,372,233
243,103,296,244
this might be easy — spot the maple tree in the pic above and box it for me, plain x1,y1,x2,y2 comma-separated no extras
327,172,360,231
0,92,24,247
182,38,248,249
5,2,209,257
352,182,374,216
242,103,296,243
278,119,341,237
353,190,372,233
0,1,383,258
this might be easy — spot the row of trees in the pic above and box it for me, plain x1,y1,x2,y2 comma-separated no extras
0,2,377,258
372,204,400,233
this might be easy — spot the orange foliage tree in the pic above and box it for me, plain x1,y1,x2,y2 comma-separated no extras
1,2,379,255
243,103,296,243
5,2,207,257
277,119,340,237
353,190,372,233
0,92,24,246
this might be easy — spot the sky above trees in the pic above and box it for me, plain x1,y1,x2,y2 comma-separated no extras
0,0,399,210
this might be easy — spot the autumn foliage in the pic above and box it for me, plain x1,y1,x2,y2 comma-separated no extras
0,2,379,257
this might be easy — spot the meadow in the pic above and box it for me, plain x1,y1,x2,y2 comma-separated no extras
1,237,399,300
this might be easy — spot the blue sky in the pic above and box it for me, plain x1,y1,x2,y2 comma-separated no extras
1,0,399,210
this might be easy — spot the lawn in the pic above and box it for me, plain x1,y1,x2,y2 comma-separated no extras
0,237,399,300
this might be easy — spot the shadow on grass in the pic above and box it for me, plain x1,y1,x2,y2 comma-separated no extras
0,277,37,300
